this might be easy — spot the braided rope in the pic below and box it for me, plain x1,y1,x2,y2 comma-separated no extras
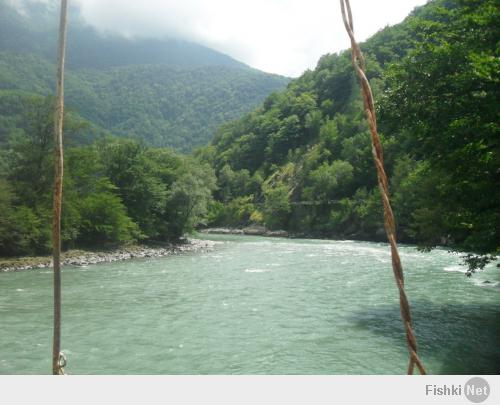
339,0,426,375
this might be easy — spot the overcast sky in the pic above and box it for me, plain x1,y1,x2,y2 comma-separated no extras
21,0,429,77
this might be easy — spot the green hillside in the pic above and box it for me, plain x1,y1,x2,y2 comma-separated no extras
201,0,499,261
0,0,289,150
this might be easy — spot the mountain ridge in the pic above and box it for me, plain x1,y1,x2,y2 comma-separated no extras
0,0,290,150
1,0,250,70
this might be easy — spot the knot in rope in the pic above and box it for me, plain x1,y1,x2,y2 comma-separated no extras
56,352,67,375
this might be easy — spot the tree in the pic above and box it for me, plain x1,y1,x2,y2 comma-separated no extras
7,96,54,207
77,181,141,245
263,182,291,230
303,160,354,202
379,0,499,254
164,162,216,239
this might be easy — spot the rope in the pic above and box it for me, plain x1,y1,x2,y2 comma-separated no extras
339,0,426,375
52,0,69,376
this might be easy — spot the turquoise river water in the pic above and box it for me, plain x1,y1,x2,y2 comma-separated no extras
1,234,499,374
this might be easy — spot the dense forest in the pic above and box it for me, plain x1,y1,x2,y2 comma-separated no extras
0,0,497,271
198,0,499,266
0,95,216,256
0,0,289,151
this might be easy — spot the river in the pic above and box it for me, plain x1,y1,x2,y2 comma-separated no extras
1,234,499,374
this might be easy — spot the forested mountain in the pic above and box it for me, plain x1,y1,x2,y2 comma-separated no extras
0,0,289,150
200,0,499,262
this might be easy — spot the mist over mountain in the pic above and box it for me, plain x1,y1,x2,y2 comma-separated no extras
0,0,289,150
1,0,250,69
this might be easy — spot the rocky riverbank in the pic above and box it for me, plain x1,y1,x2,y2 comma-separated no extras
200,226,389,242
0,239,216,272
200,226,289,237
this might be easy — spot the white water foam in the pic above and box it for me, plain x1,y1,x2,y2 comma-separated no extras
470,278,500,290
444,265,468,273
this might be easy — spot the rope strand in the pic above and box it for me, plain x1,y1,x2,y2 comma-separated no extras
339,0,426,375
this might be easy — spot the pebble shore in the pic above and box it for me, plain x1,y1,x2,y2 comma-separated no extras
0,239,216,272
201,226,289,237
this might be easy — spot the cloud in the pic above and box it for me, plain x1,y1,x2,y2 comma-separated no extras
11,0,429,76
